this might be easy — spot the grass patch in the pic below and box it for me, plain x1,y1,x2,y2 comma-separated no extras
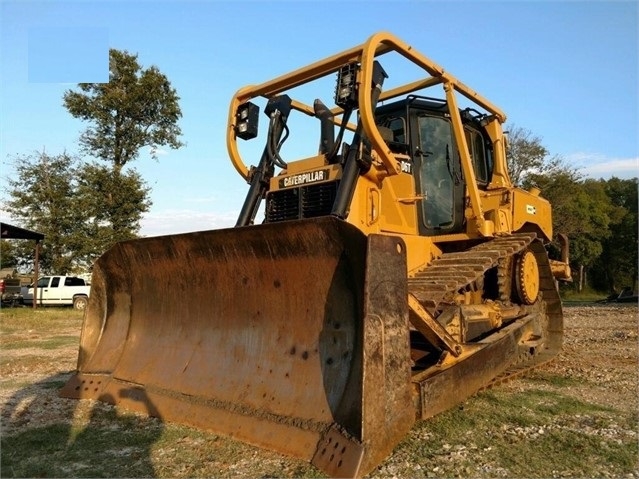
493,428,637,477
39,378,71,390
1,335,79,350
0,307,83,334
389,388,638,478
150,425,321,478
0,377,37,390
1,354,61,369
424,389,615,433
560,286,608,302
6,387,633,479
1,415,162,478
0,410,321,479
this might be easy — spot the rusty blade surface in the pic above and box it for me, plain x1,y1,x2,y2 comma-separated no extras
61,217,414,477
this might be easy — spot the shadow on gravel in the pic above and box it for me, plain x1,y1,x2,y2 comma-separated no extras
1,373,163,478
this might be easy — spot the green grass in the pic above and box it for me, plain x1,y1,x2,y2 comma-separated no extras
1,354,72,375
1,413,321,478
1,335,79,350
559,286,609,302
39,378,70,390
1,416,162,477
494,429,636,477
0,307,83,334
384,388,638,478
0,307,82,352
0,377,38,390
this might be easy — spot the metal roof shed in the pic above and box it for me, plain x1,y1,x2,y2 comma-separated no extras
1,223,45,308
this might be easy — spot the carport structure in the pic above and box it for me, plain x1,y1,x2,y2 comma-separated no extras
0,223,45,308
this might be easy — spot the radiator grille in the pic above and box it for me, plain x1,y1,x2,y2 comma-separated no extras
266,181,338,222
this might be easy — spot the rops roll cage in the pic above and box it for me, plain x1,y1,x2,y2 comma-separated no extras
227,31,511,232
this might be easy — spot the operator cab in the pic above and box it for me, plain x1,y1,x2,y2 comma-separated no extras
375,96,495,236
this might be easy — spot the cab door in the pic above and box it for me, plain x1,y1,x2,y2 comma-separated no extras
46,276,64,305
32,276,51,305
412,113,465,236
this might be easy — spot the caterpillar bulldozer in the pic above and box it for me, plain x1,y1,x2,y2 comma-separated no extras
61,32,571,477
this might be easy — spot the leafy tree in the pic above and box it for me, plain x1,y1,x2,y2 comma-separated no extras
63,48,184,172
59,48,178,265
3,51,177,273
4,151,85,274
0,240,20,269
75,163,151,266
506,124,614,292
527,171,616,292
591,177,638,293
506,125,637,295
505,125,566,186
3,152,152,273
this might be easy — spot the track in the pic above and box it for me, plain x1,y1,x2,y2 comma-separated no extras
408,232,538,309
407,232,564,418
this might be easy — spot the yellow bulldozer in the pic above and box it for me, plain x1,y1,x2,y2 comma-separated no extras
61,32,571,477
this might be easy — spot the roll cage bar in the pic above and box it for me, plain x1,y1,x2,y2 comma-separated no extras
226,31,512,233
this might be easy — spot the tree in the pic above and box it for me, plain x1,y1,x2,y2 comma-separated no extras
63,48,184,172
591,177,638,293
506,125,637,295
505,125,567,186
75,162,151,265
3,152,152,273
3,51,176,273
0,240,20,269
526,171,616,292
4,151,85,274
506,124,610,291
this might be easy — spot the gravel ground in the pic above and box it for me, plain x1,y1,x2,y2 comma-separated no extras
1,303,637,477
537,304,637,413
372,303,639,478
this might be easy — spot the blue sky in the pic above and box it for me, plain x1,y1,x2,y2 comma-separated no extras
1,0,637,237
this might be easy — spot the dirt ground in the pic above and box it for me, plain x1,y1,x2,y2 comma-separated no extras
528,304,638,413
1,303,637,477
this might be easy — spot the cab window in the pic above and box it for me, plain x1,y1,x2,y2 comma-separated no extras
464,128,488,184
387,117,406,143
377,115,409,154
418,115,455,229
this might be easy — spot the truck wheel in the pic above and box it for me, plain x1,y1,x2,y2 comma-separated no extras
73,296,88,311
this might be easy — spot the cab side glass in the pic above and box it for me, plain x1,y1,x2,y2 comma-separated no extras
464,128,488,184
418,115,455,229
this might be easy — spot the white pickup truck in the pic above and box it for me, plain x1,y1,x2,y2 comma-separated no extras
22,276,91,310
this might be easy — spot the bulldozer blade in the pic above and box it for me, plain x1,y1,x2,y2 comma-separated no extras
60,217,414,477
